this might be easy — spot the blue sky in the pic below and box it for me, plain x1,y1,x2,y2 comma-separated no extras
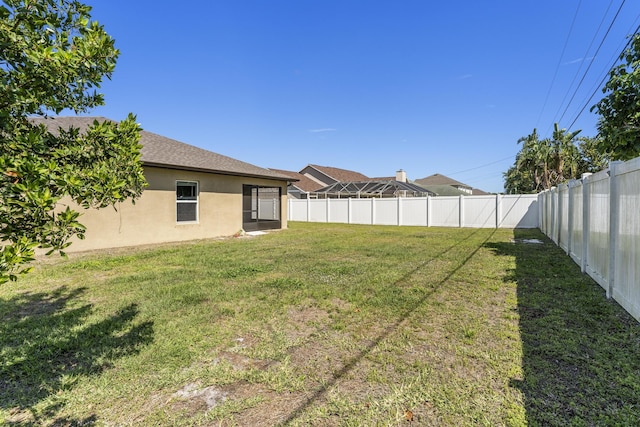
87,1,640,193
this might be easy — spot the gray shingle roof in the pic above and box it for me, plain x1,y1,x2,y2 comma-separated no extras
29,116,292,182
418,184,469,197
414,173,471,188
303,164,370,183
268,169,317,191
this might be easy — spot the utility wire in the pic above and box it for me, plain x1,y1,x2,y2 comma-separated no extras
535,0,582,130
445,155,515,176
556,0,627,128
567,23,640,131
547,0,616,136
567,13,640,130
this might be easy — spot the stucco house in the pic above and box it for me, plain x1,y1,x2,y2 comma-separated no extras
32,116,294,252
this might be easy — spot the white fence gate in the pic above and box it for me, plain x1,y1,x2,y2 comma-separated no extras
538,156,640,322
288,194,539,228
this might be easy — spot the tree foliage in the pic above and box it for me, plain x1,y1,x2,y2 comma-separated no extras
0,0,146,283
592,34,640,160
503,124,604,194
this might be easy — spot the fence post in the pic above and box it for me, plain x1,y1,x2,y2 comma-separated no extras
326,197,330,223
567,183,574,256
557,186,564,246
548,190,554,236
548,190,554,237
459,195,464,228
496,194,502,228
550,188,557,242
371,197,376,225
608,161,622,299
398,197,402,226
426,196,431,227
348,197,352,224
306,197,311,222
581,173,592,273
537,192,543,231
544,191,549,235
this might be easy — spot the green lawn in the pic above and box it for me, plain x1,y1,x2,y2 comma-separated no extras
1,222,639,426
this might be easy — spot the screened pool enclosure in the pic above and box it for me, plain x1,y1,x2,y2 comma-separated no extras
308,180,434,198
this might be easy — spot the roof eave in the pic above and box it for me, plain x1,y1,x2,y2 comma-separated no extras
142,162,294,182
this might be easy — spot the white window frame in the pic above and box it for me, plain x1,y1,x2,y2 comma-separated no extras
176,180,199,223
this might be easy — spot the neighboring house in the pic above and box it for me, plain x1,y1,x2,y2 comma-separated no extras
32,116,294,252
470,187,491,196
268,168,323,199
311,170,434,198
272,164,372,199
414,173,490,196
281,166,430,198
300,164,370,188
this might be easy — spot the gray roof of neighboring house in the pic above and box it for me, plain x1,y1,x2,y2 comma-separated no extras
414,173,472,189
414,173,492,195
418,184,469,197
471,188,492,195
302,164,370,183
30,116,293,182
269,168,319,192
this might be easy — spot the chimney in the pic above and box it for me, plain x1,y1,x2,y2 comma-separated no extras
396,169,407,183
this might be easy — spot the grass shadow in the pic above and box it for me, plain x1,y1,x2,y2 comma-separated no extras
281,227,494,424
0,286,154,425
486,229,640,426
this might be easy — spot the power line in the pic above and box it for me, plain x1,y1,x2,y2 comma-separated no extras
547,0,616,136
445,155,515,177
567,23,640,131
535,0,583,130
555,0,627,130
566,13,640,131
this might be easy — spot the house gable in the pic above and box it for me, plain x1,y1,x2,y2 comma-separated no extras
414,173,486,195
269,168,320,193
415,173,471,189
300,164,370,187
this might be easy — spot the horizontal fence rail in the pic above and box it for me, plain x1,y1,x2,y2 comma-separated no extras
288,194,539,229
538,156,640,322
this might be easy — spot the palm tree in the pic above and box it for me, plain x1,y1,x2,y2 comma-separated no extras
506,124,583,193
550,123,581,185
515,129,551,192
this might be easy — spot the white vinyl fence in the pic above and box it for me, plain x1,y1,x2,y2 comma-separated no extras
288,194,539,228
538,156,640,322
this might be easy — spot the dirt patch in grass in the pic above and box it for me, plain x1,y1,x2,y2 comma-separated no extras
172,382,228,411
285,306,330,339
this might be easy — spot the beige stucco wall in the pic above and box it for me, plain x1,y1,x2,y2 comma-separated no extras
60,166,288,252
